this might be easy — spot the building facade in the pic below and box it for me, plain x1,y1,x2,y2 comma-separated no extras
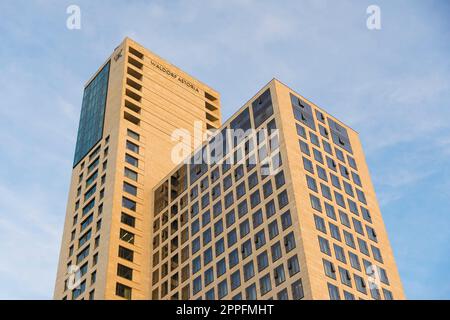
54,38,221,300
55,38,405,300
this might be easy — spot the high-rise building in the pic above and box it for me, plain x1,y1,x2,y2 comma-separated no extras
55,38,405,300
54,38,221,300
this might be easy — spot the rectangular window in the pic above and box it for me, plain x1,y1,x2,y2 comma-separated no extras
116,283,132,299
120,228,135,244
126,140,139,154
121,212,135,228
127,129,140,141
125,153,138,167
117,264,133,280
124,167,138,181
122,197,136,211
123,182,137,196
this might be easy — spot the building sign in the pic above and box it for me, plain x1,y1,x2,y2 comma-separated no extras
150,59,200,93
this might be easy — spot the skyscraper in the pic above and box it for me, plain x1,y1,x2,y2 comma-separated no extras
54,38,221,300
55,38,404,300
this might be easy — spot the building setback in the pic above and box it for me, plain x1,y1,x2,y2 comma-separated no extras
54,37,404,300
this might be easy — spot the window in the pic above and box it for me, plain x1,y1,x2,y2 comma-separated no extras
356,189,367,204
125,154,138,167
252,209,263,228
339,267,352,287
314,215,326,233
241,239,252,259
323,259,336,279
237,200,247,217
271,242,282,262
82,199,95,216
123,182,137,196
257,251,269,271
229,249,239,268
214,257,226,278
278,190,289,209
302,157,314,173
221,192,232,209
284,232,296,252
281,211,292,230
72,280,86,299
116,283,132,299
205,267,214,286
248,172,258,189
227,229,238,247
358,238,370,256
254,230,266,249
218,280,228,299
329,223,341,241
239,220,250,238
292,280,304,299
324,203,336,220
245,284,257,300
192,237,200,254
317,166,328,181
339,211,351,228
117,264,133,280
78,229,92,248
250,190,261,208
313,148,324,164
118,246,133,262
120,228,134,244
215,238,225,256
328,283,340,300
268,221,279,239
77,245,90,264
349,252,361,270
84,184,97,202
277,289,288,300
127,129,140,141
372,246,384,263
310,194,322,212
193,276,202,295
383,288,394,300
265,200,276,218
334,191,346,208
274,264,286,286
244,261,255,281
306,175,317,192
334,244,347,263
263,180,273,198
193,256,201,274
126,140,139,154
259,274,272,295
354,275,367,294
366,226,378,242
230,270,241,290
122,197,136,211
275,171,285,189
299,140,310,156
205,288,215,300
318,236,331,255
124,167,138,181
287,255,300,276
343,230,356,248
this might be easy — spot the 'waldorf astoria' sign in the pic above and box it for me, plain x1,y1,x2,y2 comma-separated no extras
150,59,200,93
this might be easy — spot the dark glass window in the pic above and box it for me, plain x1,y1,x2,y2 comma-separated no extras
251,89,273,128
73,62,110,166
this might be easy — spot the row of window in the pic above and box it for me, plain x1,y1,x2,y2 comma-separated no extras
115,128,141,300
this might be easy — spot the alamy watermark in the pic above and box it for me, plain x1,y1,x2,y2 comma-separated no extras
171,121,282,176
66,5,81,30
366,5,381,30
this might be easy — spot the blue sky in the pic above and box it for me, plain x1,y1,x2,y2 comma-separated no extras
0,0,449,299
